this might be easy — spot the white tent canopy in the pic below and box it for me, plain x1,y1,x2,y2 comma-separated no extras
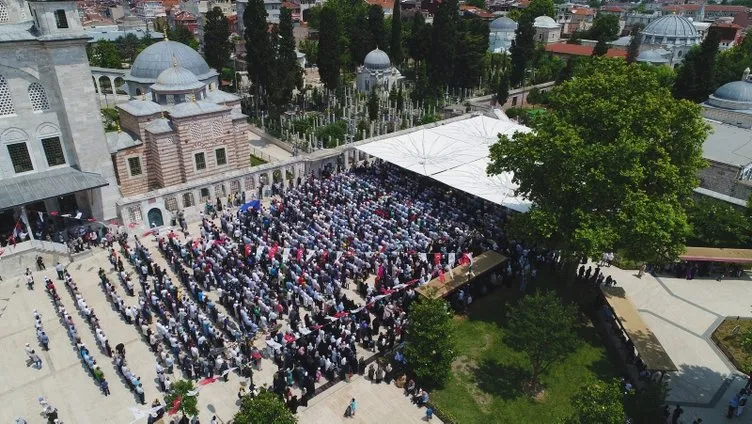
356,114,532,212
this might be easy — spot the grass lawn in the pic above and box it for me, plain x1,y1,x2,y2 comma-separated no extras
430,276,620,423
250,155,267,167
712,318,752,374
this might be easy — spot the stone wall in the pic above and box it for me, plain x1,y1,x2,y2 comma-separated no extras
698,159,752,202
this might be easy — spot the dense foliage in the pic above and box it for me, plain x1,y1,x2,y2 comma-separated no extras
404,298,456,388
164,380,198,417
203,7,232,73
488,58,710,263
673,28,721,102
233,389,297,424
505,290,579,392
567,379,626,424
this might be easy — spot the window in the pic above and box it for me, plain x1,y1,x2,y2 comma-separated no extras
127,157,142,176
215,148,227,166
0,1,9,23
54,9,68,29
0,75,15,116
194,152,206,170
182,192,195,207
41,136,65,166
127,206,143,223
199,187,210,201
244,175,255,190
165,196,178,211
28,83,50,111
8,142,33,173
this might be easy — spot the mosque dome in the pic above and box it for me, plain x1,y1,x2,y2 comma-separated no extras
533,16,559,29
490,16,518,31
708,70,752,110
636,49,670,64
151,64,205,92
129,40,214,82
364,48,391,70
642,15,700,41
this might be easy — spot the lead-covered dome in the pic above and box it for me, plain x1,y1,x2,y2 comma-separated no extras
151,64,205,92
490,16,518,31
641,15,701,45
364,48,391,70
708,71,752,110
533,16,559,29
129,40,214,82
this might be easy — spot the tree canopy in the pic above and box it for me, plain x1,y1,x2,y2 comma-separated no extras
233,389,297,424
673,28,721,102
584,14,620,41
505,290,579,392
164,380,199,417
488,58,710,263
89,40,123,68
244,0,274,91
317,6,342,89
203,7,232,72
510,0,554,86
390,1,403,66
592,37,608,56
567,379,626,424
687,198,751,248
404,298,456,388
169,25,199,50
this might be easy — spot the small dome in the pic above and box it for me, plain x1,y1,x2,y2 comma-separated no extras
156,65,200,86
642,15,699,38
151,63,205,92
708,80,752,110
533,16,559,29
490,16,518,31
129,40,214,82
364,48,391,70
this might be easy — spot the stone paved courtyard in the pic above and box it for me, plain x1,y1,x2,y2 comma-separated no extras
0,222,432,423
605,265,752,424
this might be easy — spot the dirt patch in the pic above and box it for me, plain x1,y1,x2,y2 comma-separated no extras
451,355,476,375
451,356,495,412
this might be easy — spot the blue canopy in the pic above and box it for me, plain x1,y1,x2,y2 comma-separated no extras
239,199,261,213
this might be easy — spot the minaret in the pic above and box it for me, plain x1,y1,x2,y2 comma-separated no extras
699,0,706,22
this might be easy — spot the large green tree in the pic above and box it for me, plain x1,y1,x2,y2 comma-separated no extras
89,40,123,68
452,16,489,88
673,28,721,102
169,25,199,50
233,389,297,424
317,6,342,89
165,380,199,418
584,14,620,41
404,298,456,388
567,379,626,424
496,72,510,105
427,0,458,88
203,7,232,72
510,0,553,86
488,58,710,264
115,33,141,63
269,8,303,117
592,37,608,56
687,198,752,247
716,34,752,86
408,12,431,63
625,25,642,64
368,86,379,121
505,290,579,393
368,4,386,51
244,0,275,91
390,1,403,66
350,8,373,65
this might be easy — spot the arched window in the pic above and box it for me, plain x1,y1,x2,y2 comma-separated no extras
0,75,15,116
0,1,10,23
28,83,50,111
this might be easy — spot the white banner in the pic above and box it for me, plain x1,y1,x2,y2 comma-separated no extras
336,251,343,262
283,248,290,262
448,253,456,266
419,253,427,262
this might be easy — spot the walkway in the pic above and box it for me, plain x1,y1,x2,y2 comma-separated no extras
605,265,751,423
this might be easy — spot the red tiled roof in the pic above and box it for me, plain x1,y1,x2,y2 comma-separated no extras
711,22,742,29
282,1,298,9
544,43,627,58
569,8,594,15
365,0,395,9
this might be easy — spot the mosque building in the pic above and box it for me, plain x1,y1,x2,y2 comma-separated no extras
356,48,403,93
488,16,518,53
0,0,121,241
636,14,702,67
108,38,251,227
696,68,752,205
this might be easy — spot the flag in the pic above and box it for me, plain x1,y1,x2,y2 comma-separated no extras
377,265,385,278
448,253,456,266
434,253,442,265
460,253,473,266
12,222,23,239
168,396,182,415
244,244,251,257
418,253,427,262
221,367,237,377
336,251,343,262
297,249,303,262
198,376,217,386
439,269,446,282
306,251,315,262
38,211,44,222
268,244,279,259
283,248,290,262
255,246,263,259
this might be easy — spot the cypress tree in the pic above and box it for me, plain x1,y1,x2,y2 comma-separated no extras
244,0,274,94
317,6,342,90
592,37,608,56
368,4,386,51
626,25,642,64
269,7,303,117
390,0,403,66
